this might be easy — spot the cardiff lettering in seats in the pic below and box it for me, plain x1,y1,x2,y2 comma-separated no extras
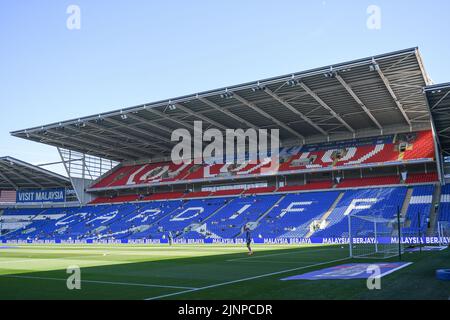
86,210,118,224
55,212,88,226
279,201,313,218
127,209,161,223
171,207,204,221
344,198,377,216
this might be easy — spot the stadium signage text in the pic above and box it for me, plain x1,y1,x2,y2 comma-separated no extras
16,188,66,203
3,236,449,245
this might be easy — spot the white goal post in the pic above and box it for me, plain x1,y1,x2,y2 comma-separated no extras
437,221,450,247
348,212,404,259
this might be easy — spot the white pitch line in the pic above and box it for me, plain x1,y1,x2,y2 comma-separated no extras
378,262,413,278
145,256,350,300
0,254,104,266
0,275,198,290
224,259,316,265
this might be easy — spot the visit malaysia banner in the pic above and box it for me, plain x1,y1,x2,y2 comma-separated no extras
16,188,66,203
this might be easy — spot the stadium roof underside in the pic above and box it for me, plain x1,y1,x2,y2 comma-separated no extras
425,83,450,157
0,157,71,190
11,47,432,162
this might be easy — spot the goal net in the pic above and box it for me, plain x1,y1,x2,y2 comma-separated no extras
348,211,404,259
437,221,450,247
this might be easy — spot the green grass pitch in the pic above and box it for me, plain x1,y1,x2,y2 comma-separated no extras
0,244,448,300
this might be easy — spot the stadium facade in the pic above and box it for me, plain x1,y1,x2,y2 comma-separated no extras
1,47,449,246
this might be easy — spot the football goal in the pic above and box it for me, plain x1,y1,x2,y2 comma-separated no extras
348,211,404,259
437,221,450,247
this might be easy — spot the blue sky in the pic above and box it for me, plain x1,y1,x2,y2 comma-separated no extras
1,0,449,174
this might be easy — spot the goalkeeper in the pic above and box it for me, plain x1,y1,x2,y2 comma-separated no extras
168,231,173,246
244,226,253,255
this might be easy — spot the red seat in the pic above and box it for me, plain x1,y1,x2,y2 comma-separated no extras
144,192,185,201
405,172,438,184
183,191,211,198
337,176,399,188
89,130,435,191
277,181,333,192
89,194,139,204
243,186,277,195
210,189,244,196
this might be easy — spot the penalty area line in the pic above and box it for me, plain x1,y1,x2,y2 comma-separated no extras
145,256,350,300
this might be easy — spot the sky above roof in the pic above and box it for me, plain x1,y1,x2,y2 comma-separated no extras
1,0,449,175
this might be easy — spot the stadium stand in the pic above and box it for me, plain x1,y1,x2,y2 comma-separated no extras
183,191,211,198
144,192,185,201
203,194,282,239
3,183,442,242
89,201,183,240
210,189,244,197
243,186,277,195
3,48,448,246
90,195,140,204
91,162,194,188
279,130,434,172
142,197,231,239
401,130,435,160
312,187,407,238
438,184,450,222
254,191,341,238
87,130,435,191
277,181,333,192
405,172,438,184
402,185,434,236
336,176,400,188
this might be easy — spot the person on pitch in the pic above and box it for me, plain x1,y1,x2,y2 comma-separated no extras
168,231,173,246
244,225,253,255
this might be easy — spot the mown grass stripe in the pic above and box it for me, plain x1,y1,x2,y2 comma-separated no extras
145,257,350,300
0,274,198,290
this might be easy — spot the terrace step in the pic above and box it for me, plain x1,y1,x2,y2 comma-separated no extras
201,198,238,224
179,198,236,238
255,194,287,224
150,205,189,237
400,187,414,218
4,208,47,238
427,183,441,236
235,194,288,237
305,191,344,238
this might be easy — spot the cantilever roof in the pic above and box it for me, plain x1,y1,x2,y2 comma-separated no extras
11,47,432,162
425,83,450,156
0,156,71,190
